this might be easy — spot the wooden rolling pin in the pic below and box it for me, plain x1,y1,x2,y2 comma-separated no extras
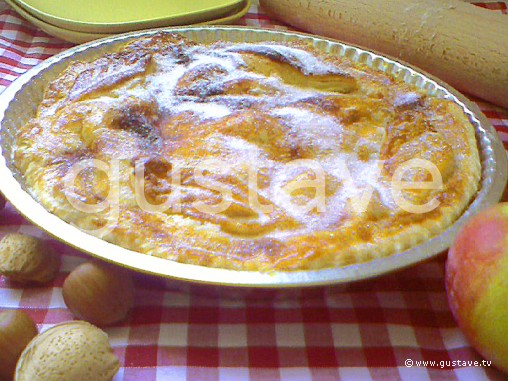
260,0,508,108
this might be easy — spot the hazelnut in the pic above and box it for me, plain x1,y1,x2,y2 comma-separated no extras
0,311,38,381
0,234,60,284
63,261,135,326
15,321,119,381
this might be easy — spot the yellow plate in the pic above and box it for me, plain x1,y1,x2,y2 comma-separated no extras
6,0,251,44
12,0,244,33
6,0,108,44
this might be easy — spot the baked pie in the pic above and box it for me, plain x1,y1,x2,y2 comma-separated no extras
13,32,481,271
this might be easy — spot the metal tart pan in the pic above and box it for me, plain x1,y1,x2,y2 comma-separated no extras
0,26,506,288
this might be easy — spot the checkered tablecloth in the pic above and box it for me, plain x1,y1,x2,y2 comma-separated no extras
1,1,508,380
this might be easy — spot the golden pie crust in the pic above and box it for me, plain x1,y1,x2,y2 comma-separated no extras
14,33,481,271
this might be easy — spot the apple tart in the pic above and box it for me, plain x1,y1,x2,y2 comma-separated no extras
13,32,481,271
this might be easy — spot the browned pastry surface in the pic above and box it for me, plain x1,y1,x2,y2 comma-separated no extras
14,33,481,271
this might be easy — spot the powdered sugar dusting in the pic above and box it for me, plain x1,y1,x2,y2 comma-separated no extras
174,102,231,119
77,39,391,236
272,107,343,153
223,44,344,76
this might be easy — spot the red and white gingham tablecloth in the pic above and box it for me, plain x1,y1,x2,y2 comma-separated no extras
1,1,508,380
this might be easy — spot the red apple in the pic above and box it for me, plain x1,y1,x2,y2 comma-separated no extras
446,203,508,374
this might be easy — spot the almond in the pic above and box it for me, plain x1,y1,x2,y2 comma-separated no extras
63,261,135,326
0,311,38,380
0,234,60,284
15,321,119,381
